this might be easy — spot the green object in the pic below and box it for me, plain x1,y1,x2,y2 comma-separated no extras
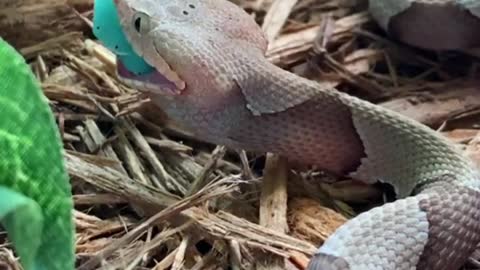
0,38,74,270
93,0,154,75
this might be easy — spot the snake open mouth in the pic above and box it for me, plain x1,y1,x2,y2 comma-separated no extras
116,57,185,95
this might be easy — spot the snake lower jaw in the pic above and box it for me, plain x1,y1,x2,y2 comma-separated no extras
116,57,185,95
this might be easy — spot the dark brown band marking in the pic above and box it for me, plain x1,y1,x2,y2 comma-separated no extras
416,176,480,270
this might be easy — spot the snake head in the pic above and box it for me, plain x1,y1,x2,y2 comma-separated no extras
115,0,267,97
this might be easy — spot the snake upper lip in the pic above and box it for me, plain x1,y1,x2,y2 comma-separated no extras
151,40,186,91
116,58,181,95
116,40,186,95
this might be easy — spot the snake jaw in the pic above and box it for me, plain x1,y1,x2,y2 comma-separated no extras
116,57,185,95
151,41,186,91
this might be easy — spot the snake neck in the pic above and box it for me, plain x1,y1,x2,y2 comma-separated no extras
261,60,480,197
254,58,480,198
154,48,480,199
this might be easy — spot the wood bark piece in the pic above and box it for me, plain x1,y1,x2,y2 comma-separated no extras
0,0,93,48
257,153,289,269
288,198,347,246
380,81,480,127
261,0,299,44
266,12,370,65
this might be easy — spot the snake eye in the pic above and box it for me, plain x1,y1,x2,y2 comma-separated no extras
134,17,141,32
132,12,150,34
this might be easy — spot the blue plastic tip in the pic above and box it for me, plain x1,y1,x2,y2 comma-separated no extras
93,0,154,75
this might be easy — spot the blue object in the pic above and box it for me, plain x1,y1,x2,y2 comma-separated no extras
93,0,154,75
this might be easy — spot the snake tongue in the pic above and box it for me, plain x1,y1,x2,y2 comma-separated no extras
116,59,183,95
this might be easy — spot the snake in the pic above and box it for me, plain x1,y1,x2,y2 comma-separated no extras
369,0,480,51
96,0,480,269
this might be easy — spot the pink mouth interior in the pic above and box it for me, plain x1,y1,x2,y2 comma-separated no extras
116,59,178,93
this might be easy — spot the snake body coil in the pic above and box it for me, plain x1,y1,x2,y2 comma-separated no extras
103,0,480,269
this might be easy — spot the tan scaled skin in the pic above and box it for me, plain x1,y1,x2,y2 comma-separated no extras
114,0,480,269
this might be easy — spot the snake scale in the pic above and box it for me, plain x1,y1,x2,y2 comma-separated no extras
103,0,480,269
